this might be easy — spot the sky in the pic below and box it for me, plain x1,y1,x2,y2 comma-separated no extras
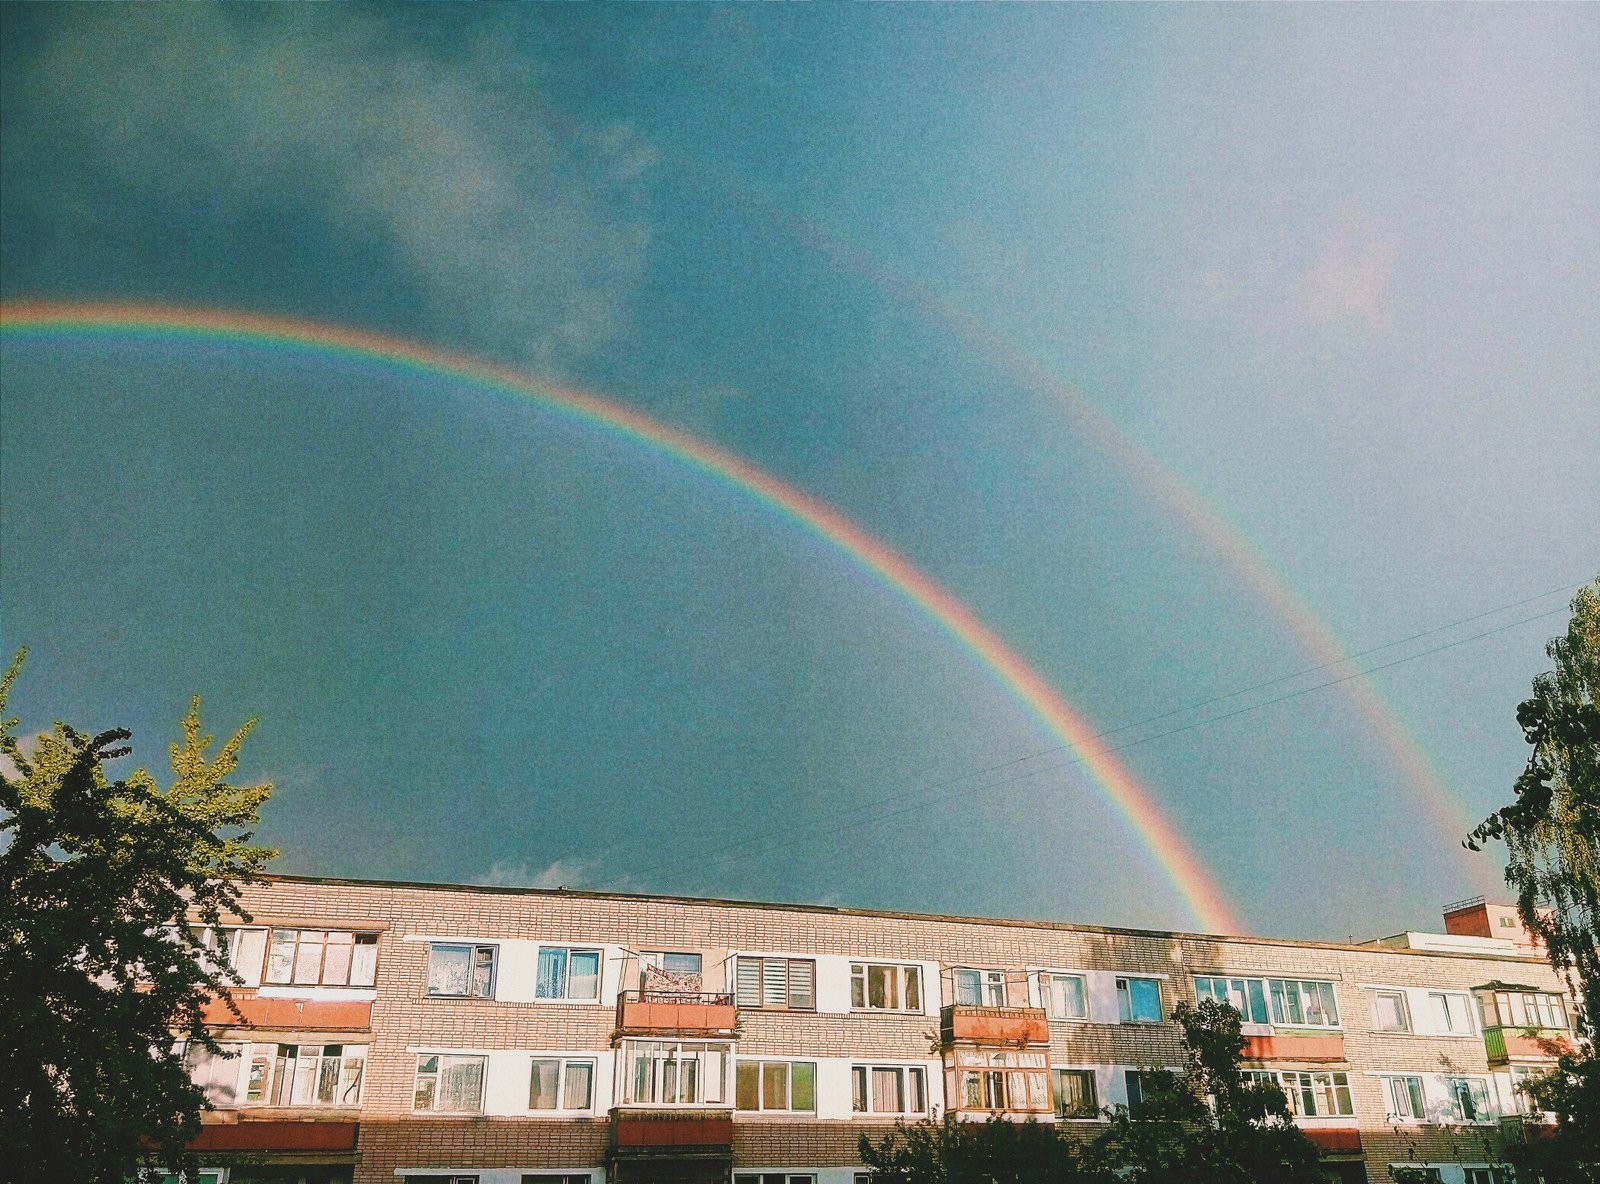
1,4,1595,940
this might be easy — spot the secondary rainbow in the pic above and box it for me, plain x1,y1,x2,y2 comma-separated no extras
0,300,1242,934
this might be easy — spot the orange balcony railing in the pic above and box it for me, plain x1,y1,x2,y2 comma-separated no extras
1484,1026,1573,1064
1240,1034,1346,1063
615,991,738,1037
941,1004,1051,1047
611,1108,735,1151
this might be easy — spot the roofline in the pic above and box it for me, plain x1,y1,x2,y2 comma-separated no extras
250,872,1551,965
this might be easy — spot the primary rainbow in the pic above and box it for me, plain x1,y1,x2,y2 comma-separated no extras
0,300,1243,934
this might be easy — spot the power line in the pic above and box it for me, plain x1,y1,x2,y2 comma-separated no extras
593,595,1574,890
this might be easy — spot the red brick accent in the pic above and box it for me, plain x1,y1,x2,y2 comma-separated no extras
943,1005,1051,1045
615,998,738,1037
191,1121,358,1151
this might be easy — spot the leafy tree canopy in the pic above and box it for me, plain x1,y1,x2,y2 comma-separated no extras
0,649,276,1184
1468,576,1600,1181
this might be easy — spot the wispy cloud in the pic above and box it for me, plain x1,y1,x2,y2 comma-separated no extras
3,6,654,370
472,857,591,890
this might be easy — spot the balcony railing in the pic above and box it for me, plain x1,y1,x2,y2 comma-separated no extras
610,1107,735,1155
1483,1026,1573,1064
1240,1034,1346,1063
616,991,738,1037
941,1004,1051,1047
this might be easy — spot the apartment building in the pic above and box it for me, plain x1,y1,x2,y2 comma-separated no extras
174,876,1577,1184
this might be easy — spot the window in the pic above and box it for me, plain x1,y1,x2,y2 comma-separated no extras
620,1040,731,1106
182,1041,243,1106
426,943,495,998
1041,972,1089,1020
736,1176,816,1184
528,1057,595,1111
735,956,816,1010
247,1043,365,1108
1274,1071,1354,1117
1373,990,1411,1032
953,1048,1050,1113
263,929,378,987
851,962,922,1012
1124,1070,1163,1118
953,968,1008,1007
1464,1170,1515,1184
408,1177,481,1184
735,1060,817,1112
1429,992,1474,1034
1381,1075,1426,1122
1446,1076,1493,1123
523,1177,591,1184
1054,1068,1099,1118
1116,977,1162,1023
535,947,601,1001
851,1065,928,1115
641,951,703,993
1194,976,1271,1024
1485,990,1570,1031
413,1054,486,1113
1509,1064,1550,1116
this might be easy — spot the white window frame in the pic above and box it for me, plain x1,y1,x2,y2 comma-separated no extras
1429,991,1476,1035
1039,971,1090,1020
952,967,1008,1007
735,1176,817,1184
181,1041,244,1107
425,943,496,999
534,946,602,1002
527,1056,596,1113
412,1053,487,1114
850,962,923,1013
1380,1074,1427,1123
734,956,817,1011
1263,1070,1355,1118
1116,976,1163,1024
850,1064,929,1116
263,928,379,988
1445,1075,1495,1124
619,1039,732,1107
1193,975,1271,1025
1372,989,1411,1033
735,1059,818,1113
245,1041,366,1108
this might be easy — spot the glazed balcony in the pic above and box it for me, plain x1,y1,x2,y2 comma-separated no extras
941,1004,1051,1047
1483,1026,1573,1064
616,991,738,1038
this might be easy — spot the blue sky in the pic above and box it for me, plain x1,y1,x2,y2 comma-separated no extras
2,4,1595,938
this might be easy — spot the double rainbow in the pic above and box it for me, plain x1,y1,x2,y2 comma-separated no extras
0,300,1243,934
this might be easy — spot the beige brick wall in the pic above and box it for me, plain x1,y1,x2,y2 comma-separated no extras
211,875,1571,1183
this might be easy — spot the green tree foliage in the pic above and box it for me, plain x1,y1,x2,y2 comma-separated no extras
0,650,276,1184
1467,576,1600,1181
858,1000,1324,1184
1086,1000,1326,1184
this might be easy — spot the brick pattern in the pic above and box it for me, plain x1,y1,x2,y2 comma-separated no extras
198,876,1572,1182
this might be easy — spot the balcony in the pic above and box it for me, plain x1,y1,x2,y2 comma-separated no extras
941,1004,1051,1047
1240,1034,1345,1063
1303,1128,1362,1154
610,1107,734,1156
616,991,738,1037
200,992,372,1032
1483,1026,1573,1064
190,1118,358,1153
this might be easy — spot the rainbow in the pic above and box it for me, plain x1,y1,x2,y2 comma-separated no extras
0,300,1243,933
787,219,1480,850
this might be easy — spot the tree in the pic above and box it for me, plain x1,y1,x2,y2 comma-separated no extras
1467,576,1600,1181
0,650,276,1184
1085,999,1326,1184
857,1000,1324,1184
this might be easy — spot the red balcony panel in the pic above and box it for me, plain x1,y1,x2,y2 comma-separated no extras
942,1006,1051,1046
191,1120,357,1152
1241,1035,1345,1063
1304,1128,1362,1154
200,993,372,1031
1501,1031,1573,1061
615,994,737,1036
613,1111,734,1148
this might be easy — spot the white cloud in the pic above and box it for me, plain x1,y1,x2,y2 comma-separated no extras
6,6,654,369
472,857,591,890
1295,213,1396,331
